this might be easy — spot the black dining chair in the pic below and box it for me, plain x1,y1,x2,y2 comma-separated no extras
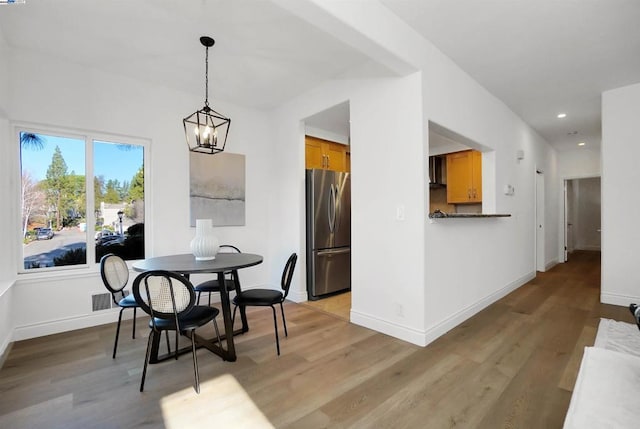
132,270,222,394
194,244,241,306
100,253,138,359
232,253,297,355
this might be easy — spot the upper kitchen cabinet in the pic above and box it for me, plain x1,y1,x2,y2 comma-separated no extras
305,136,350,172
446,150,482,203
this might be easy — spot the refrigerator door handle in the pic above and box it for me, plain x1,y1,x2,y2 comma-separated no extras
334,182,340,232
317,248,351,256
328,184,336,233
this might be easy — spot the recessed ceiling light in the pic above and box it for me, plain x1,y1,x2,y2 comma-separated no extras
557,113,567,119
578,142,586,146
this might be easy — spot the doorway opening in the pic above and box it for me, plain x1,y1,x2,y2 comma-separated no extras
563,177,601,262
302,101,352,322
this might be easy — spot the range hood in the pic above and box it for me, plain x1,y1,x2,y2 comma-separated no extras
429,155,446,188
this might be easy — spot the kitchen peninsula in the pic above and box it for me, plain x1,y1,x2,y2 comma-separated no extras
428,210,511,219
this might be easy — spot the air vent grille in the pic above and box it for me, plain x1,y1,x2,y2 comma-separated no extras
92,293,112,312
91,291,133,311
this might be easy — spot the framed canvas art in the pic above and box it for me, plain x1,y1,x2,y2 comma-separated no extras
190,152,245,226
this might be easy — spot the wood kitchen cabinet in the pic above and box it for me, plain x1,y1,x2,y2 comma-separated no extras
305,136,350,172
446,150,482,203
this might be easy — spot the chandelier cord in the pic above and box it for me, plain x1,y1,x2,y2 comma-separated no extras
204,45,209,107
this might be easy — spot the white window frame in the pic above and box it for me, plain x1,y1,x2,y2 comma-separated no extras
14,122,151,276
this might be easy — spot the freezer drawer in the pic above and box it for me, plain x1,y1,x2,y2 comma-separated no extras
309,247,351,299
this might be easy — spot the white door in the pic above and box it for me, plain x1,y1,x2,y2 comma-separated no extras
536,170,545,272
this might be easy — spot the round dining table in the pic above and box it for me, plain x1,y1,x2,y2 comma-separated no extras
132,252,263,362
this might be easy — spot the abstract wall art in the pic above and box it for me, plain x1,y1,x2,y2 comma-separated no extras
189,152,245,226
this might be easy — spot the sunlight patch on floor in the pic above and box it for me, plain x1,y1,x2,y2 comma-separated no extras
160,373,274,428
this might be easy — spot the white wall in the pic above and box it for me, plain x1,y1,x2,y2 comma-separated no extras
558,148,601,179
602,82,640,306
0,24,13,283
270,73,427,345
422,48,558,339
333,0,560,340
0,30,15,356
270,0,559,346
5,48,275,340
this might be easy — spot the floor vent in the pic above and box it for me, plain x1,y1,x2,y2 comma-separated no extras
92,293,112,312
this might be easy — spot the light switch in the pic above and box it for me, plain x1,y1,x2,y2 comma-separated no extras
396,205,405,221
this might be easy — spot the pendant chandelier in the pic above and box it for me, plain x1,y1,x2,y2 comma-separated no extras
183,36,231,155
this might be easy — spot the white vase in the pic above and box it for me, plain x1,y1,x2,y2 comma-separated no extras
190,219,219,261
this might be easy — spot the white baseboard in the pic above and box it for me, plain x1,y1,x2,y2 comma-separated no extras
288,288,308,303
12,308,146,342
351,271,536,348
12,282,287,342
420,271,536,346
350,310,427,346
601,292,640,308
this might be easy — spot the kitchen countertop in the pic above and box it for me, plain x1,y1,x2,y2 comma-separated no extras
428,210,511,219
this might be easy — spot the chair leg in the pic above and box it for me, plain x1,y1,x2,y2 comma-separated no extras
279,302,288,337
213,319,222,348
132,307,137,339
165,331,171,354
113,307,125,359
140,332,154,392
174,330,180,360
271,305,280,355
197,290,202,306
232,305,238,328
208,292,211,307
190,330,200,394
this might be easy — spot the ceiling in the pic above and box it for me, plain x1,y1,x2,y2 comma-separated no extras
0,0,374,109
380,0,640,151
2,1,640,151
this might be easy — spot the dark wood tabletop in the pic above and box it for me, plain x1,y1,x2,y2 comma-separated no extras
132,252,263,274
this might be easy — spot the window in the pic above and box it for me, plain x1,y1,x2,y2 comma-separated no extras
19,128,147,272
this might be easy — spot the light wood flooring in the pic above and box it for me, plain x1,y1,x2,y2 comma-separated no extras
0,251,632,428
300,291,351,321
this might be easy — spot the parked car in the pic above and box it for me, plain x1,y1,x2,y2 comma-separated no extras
95,230,114,242
99,235,123,245
36,228,54,240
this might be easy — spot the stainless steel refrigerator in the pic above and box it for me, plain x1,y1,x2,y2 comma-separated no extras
306,169,351,300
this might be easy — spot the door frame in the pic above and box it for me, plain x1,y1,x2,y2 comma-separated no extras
559,174,601,263
564,180,569,262
535,169,545,272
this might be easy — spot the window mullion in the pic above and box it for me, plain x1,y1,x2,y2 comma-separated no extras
86,135,95,266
